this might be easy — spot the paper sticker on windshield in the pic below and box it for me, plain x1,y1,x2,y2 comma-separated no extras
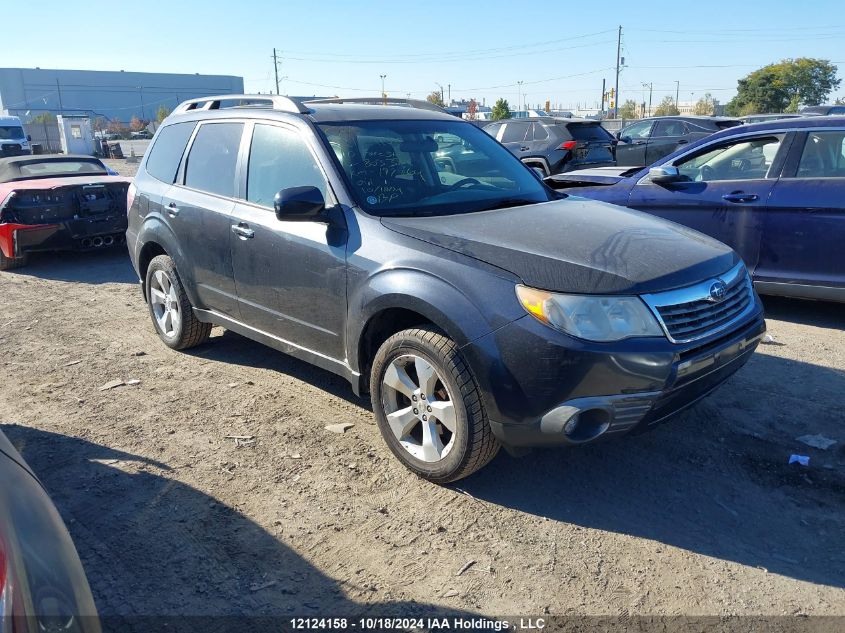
366,195,378,205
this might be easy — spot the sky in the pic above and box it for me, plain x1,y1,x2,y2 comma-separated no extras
2,0,844,111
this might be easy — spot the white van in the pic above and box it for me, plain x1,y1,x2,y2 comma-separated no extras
0,115,32,156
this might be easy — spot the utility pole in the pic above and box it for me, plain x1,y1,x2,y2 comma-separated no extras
56,78,64,114
273,48,280,95
517,80,523,112
614,25,622,117
138,86,145,120
600,78,606,115
675,80,680,110
380,74,387,105
642,82,653,117
447,83,451,106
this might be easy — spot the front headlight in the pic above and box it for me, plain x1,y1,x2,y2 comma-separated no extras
516,285,664,342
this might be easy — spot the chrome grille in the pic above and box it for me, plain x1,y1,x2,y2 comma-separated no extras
642,263,756,344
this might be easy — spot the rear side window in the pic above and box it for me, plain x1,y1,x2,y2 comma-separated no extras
184,122,244,197
501,122,530,143
531,123,549,141
145,122,197,183
653,120,688,137
567,123,613,141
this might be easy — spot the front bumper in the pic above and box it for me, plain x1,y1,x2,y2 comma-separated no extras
0,215,128,258
464,305,765,448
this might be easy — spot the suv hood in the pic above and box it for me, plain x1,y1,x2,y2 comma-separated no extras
381,198,738,294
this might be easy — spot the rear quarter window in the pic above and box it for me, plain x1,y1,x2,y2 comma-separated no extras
145,122,197,183
184,122,244,198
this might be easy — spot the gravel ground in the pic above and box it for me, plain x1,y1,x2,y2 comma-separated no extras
0,247,843,621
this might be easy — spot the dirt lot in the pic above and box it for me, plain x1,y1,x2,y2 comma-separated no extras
1,243,844,620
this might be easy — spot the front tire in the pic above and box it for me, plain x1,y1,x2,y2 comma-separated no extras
145,255,211,350
370,327,500,483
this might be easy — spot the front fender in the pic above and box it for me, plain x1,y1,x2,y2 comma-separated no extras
347,266,519,373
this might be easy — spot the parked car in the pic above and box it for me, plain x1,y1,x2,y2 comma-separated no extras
127,94,765,483
130,130,152,140
800,105,845,116
0,427,101,631
740,113,802,124
614,116,742,166
0,155,130,270
484,117,616,174
548,116,845,303
0,115,32,157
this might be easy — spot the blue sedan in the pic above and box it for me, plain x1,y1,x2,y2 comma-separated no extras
550,116,845,303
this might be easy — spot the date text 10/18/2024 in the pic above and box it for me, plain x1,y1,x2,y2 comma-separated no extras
290,617,547,631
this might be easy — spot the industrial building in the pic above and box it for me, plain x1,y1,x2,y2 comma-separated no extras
0,67,244,123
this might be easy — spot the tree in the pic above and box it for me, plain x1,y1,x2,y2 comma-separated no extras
107,118,127,135
653,96,680,116
491,98,511,121
618,99,639,119
693,93,716,116
725,58,840,115
31,112,57,125
129,116,147,132
426,91,445,107
835,96,845,105
156,105,171,123
466,99,478,121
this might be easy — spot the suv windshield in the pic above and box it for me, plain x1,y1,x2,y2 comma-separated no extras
0,125,25,140
318,119,552,216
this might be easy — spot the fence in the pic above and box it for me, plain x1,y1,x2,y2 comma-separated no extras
599,118,636,134
22,120,62,154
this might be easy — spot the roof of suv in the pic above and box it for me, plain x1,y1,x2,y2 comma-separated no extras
166,94,457,125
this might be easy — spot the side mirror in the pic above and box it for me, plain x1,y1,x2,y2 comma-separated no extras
274,186,326,221
619,135,631,144
27,135,32,142
648,166,681,183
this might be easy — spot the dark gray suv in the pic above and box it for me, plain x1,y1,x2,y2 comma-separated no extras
127,94,765,483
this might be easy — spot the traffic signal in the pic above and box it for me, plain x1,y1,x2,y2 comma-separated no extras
545,100,550,113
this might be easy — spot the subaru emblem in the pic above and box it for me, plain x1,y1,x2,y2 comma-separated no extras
709,280,728,302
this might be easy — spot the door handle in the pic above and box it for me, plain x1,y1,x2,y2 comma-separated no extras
231,224,255,239
722,192,759,203
633,140,646,145
165,202,180,217
676,139,689,145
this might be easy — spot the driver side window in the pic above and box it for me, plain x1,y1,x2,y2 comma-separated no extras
675,135,785,182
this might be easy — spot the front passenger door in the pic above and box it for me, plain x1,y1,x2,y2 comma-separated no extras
230,122,347,360
627,133,788,272
615,120,653,166
645,120,689,164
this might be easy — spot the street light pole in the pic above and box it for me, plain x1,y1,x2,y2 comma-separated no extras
380,74,387,105
517,80,523,112
675,80,680,110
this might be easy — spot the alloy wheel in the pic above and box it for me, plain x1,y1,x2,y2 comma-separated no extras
149,270,181,338
381,354,457,463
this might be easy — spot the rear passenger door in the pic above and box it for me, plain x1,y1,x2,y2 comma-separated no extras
230,121,347,360
494,121,532,157
164,121,244,317
760,129,845,288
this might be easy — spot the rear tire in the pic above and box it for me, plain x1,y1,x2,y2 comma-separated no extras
0,250,27,271
370,327,500,483
145,255,211,350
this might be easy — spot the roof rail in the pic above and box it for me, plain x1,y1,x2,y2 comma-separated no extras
305,96,447,113
171,94,311,115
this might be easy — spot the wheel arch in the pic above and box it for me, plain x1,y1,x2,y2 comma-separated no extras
349,269,495,394
135,218,200,307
